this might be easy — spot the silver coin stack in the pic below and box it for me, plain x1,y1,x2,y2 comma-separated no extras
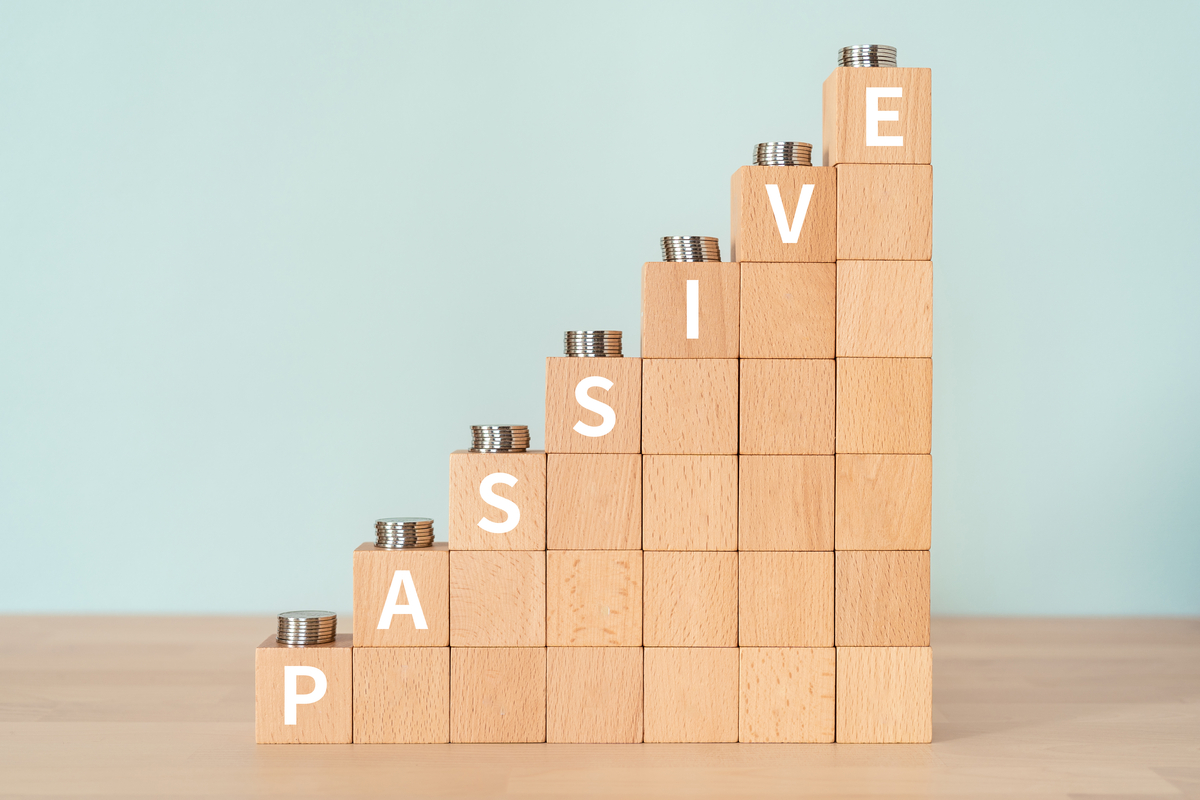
277,610,337,646
375,517,434,549
838,44,897,67
661,236,721,262
470,424,530,453
565,330,623,357
754,142,813,167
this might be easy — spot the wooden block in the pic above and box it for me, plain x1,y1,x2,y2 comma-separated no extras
353,542,449,647
449,551,545,647
450,647,545,743
730,166,836,263
641,359,738,455
643,647,738,742
642,455,737,551
546,454,641,550
836,164,933,261
836,358,932,454
836,551,930,646
739,647,835,743
448,450,546,550
545,357,641,454
836,646,933,743
738,552,833,647
837,260,933,357
740,262,835,358
836,454,932,550
822,67,931,166
738,456,834,551
641,261,739,358
546,550,642,646
254,634,352,744
547,647,643,743
353,647,449,743
739,359,835,455
643,551,737,646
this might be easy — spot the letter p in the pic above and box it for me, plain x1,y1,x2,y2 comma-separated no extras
284,665,327,725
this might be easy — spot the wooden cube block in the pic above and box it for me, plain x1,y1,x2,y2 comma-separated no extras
642,359,738,455
740,359,835,455
740,262,835,358
353,542,449,647
738,456,834,551
641,261,739,358
837,260,933,357
739,552,833,647
730,166,836,263
822,67,931,166
546,550,642,646
547,647,643,743
643,647,738,742
739,647,835,743
254,634,352,744
836,454,932,550
545,357,641,454
836,646,933,743
836,358,932,454
450,647,545,743
643,551,737,646
642,455,737,551
836,551,930,646
353,647,449,743
450,551,545,647
546,454,641,550
448,450,546,550
836,165,933,261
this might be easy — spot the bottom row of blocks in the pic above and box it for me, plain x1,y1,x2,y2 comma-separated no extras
256,637,932,744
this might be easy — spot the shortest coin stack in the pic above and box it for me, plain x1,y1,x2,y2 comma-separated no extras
375,517,435,549
838,44,897,67
470,424,530,453
753,142,813,167
565,330,623,357
661,236,721,263
277,610,337,646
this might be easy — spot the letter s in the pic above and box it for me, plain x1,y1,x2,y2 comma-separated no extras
478,472,520,534
573,376,616,437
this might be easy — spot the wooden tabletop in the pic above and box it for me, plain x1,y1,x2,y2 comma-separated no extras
1,616,1197,797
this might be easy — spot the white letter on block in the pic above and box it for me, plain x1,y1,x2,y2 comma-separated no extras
377,569,429,630
283,665,327,725
478,472,520,534
573,376,616,437
764,184,815,244
686,279,699,339
866,87,903,147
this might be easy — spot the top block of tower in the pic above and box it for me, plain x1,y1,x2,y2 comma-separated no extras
822,67,931,166
731,165,836,263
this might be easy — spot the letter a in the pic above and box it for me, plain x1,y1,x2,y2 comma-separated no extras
764,184,815,244
283,665,327,725
573,376,616,437
377,569,429,630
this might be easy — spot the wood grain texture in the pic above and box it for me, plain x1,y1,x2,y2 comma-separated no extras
547,647,643,743
836,164,933,261
837,260,933,357
545,357,641,454
546,454,641,550
641,261,739,358
352,542,449,647
643,647,739,743
450,647,546,743
449,551,545,647
642,455,737,551
740,262,835,359
835,454,932,550
738,456,834,551
642,359,738,455
643,551,737,647
254,634,352,744
822,67,932,166
448,451,546,550
739,647,835,743
738,552,834,647
836,358,932,454
730,166,836,263
739,359,835,455
836,646,932,743
546,550,642,646
352,647,449,743
836,551,930,646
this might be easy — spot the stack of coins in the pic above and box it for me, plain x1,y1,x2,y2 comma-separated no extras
753,142,813,167
470,424,530,453
277,611,337,646
838,44,897,67
564,330,622,357
375,517,435,549
661,236,721,263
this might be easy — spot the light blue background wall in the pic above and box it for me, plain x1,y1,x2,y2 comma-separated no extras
2,1,1198,615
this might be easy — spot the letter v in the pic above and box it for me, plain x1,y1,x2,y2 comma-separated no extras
764,183,815,244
